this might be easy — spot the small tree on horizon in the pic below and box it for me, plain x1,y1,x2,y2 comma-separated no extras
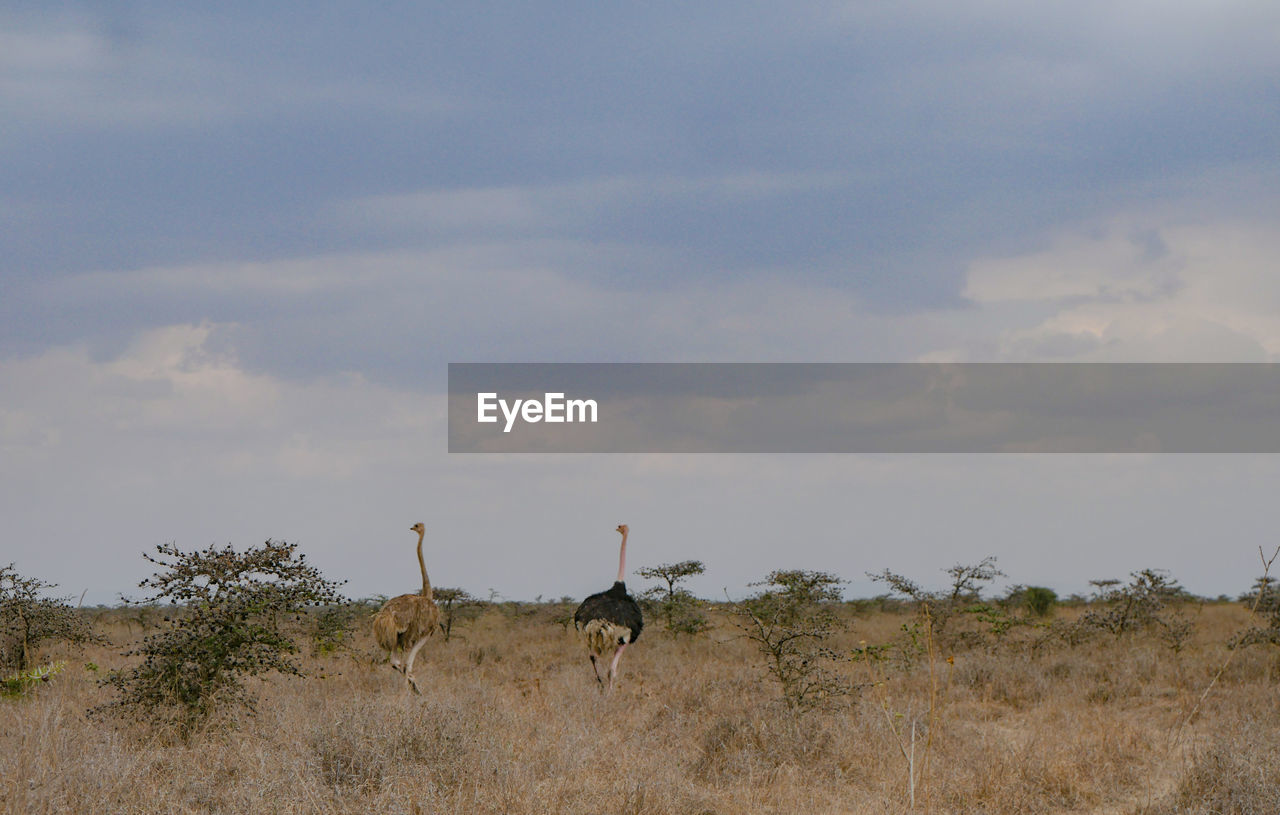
1,564,102,675
869,556,1006,637
1240,575,1278,615
433,587,484,642
637,560,708,636
1004,585,1058,618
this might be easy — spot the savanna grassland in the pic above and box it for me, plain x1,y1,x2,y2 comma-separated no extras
3,598,1279,815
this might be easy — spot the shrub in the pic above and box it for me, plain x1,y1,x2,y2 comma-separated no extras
637,560,709,636
869,556,1006,642
311,602,363,656
433,587,484,642
731,569,852,708
1230,571,1280,649
1019,586,1058,618
1,563,102,674
1076,569,1193,648
97,539,345,736
1240,575,1279,616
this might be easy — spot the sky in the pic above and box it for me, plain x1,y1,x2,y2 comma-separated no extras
3,1,1280,605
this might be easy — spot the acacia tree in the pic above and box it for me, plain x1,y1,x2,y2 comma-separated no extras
732,569,851,708
1081,569,1189,635
99,540,345,736
1240,575,1278,615
637,560,708,636
869,556,1006,638
433,587,483,642
1232,550,1280,648
1,564,101,674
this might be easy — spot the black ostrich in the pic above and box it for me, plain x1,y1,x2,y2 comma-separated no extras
573,524,643,690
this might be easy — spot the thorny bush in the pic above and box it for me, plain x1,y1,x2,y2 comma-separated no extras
868,556,1007,650
1070,569,1195,651
96,540,345,737
1,563,102,675
732,569,853,709
638,560,709,636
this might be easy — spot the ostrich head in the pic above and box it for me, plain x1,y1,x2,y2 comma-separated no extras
410,522,425,535
616,524,628,535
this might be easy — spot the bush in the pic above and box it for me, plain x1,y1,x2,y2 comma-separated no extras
1021,586,1058,618
869,556,1006,643
1230,573,1280,649
1,563,102,674
1077,569,1193,648
637,560,709,636
433,587,484,642
731,569,852,708
97,539,345,737
311,602,363,656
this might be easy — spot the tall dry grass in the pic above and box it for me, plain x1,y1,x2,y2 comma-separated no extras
2,603,1278,814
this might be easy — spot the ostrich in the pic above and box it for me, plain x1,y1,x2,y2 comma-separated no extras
573,524,643,691
371,522,441,694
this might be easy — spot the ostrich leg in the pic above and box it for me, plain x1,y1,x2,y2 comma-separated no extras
402,635,430,695
607,643,628,690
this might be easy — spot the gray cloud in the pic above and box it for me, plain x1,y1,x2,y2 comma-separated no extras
5,2,1278,323
4,329,1277,604
3,2,1280,607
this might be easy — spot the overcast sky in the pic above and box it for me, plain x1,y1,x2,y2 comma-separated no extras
3,1,1280,605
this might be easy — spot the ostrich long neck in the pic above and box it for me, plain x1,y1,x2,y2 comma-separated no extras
616,528,628,584
416,529,433,600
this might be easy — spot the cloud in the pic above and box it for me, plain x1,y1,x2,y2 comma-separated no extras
964,221,1182,304
7,2,1277,311
0,321,432,475
12,243,951,382
4,322,1280,606
4,2,1280,605
955,215,1280,361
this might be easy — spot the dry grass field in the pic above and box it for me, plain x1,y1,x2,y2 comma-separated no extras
3,601,1279,815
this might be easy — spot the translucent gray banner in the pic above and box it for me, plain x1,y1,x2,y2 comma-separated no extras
447,363,1280,453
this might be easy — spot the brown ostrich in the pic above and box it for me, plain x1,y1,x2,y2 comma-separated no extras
371,522,441,694
573,524,643,691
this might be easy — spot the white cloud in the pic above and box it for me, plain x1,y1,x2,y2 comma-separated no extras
32,242,982,372
0,322,437,476
4,321,1279,606
954,216,1280,361
964,221,1182,304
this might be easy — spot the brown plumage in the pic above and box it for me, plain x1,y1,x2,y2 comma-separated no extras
371,522,441,694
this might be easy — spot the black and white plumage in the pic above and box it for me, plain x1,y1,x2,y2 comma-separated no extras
573,524,643,690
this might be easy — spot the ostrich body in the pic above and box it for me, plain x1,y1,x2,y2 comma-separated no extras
573,524,643,690
371,522,441,694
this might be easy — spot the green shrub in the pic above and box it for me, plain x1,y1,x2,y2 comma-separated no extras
97,539,344,737
869,556,1006,644
638,560,709,636
433,587,484,642
1023,586,1058,618
1,564,102,674
732,569,851,708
